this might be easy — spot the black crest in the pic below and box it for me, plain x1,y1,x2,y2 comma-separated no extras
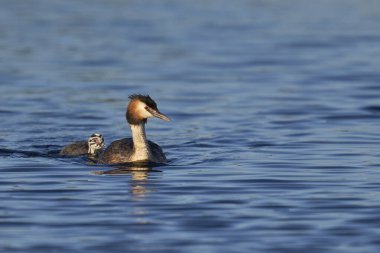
126,94,158,125
128,94,157,110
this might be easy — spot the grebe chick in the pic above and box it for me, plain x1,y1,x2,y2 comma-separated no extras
99,94,170,164
59,133,105,157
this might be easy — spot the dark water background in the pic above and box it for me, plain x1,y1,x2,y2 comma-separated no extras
1,0,380,252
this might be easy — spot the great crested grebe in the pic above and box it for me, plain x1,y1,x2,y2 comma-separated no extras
99,94,170,164
59,133,105,157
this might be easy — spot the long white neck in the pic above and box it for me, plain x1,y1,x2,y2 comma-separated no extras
130,123,151,161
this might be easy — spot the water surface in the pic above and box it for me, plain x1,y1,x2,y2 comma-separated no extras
1,0,380,252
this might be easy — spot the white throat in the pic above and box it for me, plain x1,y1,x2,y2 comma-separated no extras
130,123,152,161
88,144,97,155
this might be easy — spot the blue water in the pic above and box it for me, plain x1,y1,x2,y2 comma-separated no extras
1,0,380,252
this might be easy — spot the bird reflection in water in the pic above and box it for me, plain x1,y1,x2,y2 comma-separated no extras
92,164,161,199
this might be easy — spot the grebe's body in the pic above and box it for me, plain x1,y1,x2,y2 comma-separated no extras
98,138,166,164
59,133,105,157
99,94,170,164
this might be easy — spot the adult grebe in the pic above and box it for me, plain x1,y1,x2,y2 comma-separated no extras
99,94,170,164
59,133,105,157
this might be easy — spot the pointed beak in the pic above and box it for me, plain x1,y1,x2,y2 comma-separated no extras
148,108,171,122
94,138,105,148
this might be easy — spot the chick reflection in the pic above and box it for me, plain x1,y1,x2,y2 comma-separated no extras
93,165,160,199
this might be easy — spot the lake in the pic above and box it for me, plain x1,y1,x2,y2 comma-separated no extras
1,0,380,252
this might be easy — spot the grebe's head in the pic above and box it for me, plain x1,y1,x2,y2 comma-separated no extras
126,94,170,125
87,133,105,155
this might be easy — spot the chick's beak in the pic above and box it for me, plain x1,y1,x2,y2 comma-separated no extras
94,138,104,148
